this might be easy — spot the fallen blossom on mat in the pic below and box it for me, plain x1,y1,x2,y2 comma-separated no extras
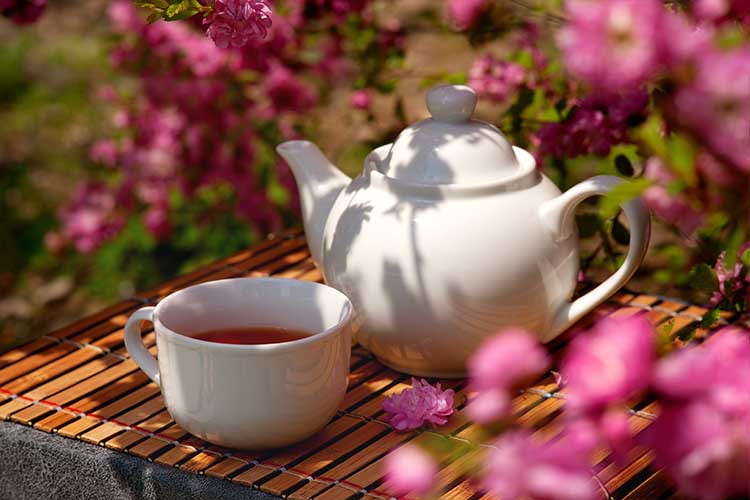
382,378,455,431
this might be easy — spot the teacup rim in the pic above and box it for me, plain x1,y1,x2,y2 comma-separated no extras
152,277,353,353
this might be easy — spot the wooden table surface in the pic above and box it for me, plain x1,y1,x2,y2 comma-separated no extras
0,228,742,500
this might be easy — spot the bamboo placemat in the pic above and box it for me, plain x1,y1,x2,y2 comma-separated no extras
0,229,745,500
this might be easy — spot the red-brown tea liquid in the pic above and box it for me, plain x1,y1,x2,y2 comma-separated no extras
191,326,311,345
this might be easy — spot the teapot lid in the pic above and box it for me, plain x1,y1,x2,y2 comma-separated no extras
377,85,522,186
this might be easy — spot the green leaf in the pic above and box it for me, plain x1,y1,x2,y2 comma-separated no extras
724,227,745,268
677,324,697,342
687,263,719,291
512,86,534,114
443,72,467,85
164,0,198,20
741,247,750,267
614,154,634,176
599,178,652,219
666,133,697,182
611,216,630,245
700,309,721,329
167,8,199,20
634,114,667,158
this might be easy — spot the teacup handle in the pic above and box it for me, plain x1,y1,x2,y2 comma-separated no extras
124,306,160,386
539,175,651,341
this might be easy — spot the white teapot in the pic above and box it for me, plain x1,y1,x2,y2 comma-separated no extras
277,85,650,377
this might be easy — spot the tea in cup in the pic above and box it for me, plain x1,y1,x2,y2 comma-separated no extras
123,277,353,449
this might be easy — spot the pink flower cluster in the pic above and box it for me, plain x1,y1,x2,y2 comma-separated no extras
693,0,750,24
642,157,704,236
562,317,655,415
52,0,401,253
315,0,370,20
559,316,655,464
52,183,123,253
482,430,598,500
204,0,272,49
385,316,750,500
447,0,487,31
562,317,750,499
383,444,437,497
56,0,354,252
558,0,750,177
467,328,549,423
647,329,750,500
673,48,750,174
350,89,373,110
709,244,750,310
382,378,455,431
560,0,706,93
468,55,525,103
536,90,648,158
0,0,45,24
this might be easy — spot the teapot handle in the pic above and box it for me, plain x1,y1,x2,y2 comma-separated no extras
538,175,651,341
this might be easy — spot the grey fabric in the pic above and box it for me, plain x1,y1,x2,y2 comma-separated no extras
0,421,279,500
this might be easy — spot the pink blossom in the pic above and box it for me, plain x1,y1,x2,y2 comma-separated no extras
566,409,634,465
315,0,370,20
644,328,750,500
143,206,170,239
108,0,141,33
673,48,750,174
236,189,282,233
693,0,750,24
382,378,455,431
561,316,655,415
447,0,487,31
467,388,512,424
560,0,663,91
89,140,118,168
1,0,45,24
648,401,750,500
204,0,272,49
57,183,123,253
313,38,349,79
709,245,750,310
651,343,717,401
696,153,741,189
647,329,750,500
537,90,648,158
658,11,713,67
468,55,525,103
598,409,633,463
350,89,372,110
469,328,549,392
642,157,704,235
264,64,318,114
467,329,548,423
482,430,598,500
383,444,437,497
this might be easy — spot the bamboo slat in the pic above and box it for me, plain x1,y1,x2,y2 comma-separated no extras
0,229,737,500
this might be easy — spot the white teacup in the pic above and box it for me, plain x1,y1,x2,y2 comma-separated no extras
123,277,353,449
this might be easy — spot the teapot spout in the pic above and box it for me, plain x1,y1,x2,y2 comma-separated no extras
277,140,350,267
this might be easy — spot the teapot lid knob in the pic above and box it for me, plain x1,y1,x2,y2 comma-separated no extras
426,85,477,123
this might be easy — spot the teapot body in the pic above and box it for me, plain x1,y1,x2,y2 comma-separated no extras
279,85,650,378
319,149,579,377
